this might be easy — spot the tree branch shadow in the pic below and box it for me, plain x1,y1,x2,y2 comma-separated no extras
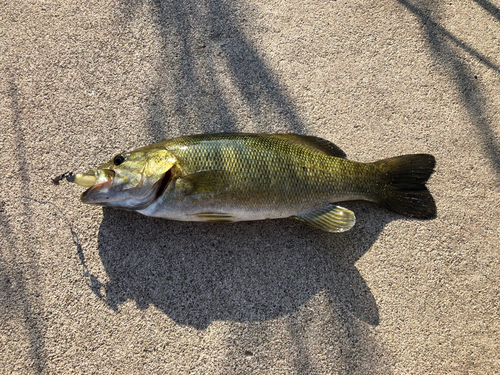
142,0,306,140
1,76,46,374
397,0,500,182
473,0,500,22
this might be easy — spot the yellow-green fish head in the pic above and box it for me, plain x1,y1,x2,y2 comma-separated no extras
74,147,177,210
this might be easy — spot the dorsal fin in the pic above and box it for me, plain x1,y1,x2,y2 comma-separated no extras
269,134,346,158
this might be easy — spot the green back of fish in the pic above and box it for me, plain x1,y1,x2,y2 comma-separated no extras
144,133,379,212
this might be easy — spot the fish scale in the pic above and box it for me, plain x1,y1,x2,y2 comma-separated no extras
68,133,436,232
144,134,381,217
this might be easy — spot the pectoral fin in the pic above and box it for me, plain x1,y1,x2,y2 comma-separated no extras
294,204,356,232
175,170,229,196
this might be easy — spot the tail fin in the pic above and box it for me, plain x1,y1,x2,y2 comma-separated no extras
374,154,436,219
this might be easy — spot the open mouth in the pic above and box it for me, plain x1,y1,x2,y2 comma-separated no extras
76,167,173,208
74,169,115,204
79,169,116,202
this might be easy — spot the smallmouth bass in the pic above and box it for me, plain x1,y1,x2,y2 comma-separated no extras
66,133,436,232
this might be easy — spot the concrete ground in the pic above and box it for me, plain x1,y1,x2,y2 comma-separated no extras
1,0,499,373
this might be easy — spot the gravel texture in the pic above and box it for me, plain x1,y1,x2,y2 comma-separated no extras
1,0,499,373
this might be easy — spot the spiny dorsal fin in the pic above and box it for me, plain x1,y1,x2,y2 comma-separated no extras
294,204,355,232
270,134,346,158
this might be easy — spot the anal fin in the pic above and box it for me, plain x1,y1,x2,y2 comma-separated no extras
294,204,356,232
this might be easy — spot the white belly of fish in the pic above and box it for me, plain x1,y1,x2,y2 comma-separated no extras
135,197,296,222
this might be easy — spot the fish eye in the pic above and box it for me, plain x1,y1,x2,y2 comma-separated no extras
113,155,125,166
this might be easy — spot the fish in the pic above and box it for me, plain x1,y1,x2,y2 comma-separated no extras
66,133,436,232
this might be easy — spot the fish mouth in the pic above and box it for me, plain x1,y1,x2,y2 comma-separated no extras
80,169,116,202
79,168,173,209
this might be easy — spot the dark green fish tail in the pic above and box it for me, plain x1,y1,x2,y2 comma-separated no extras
373,154,437,219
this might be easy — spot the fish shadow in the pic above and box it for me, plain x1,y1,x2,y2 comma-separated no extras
97,202,392,329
